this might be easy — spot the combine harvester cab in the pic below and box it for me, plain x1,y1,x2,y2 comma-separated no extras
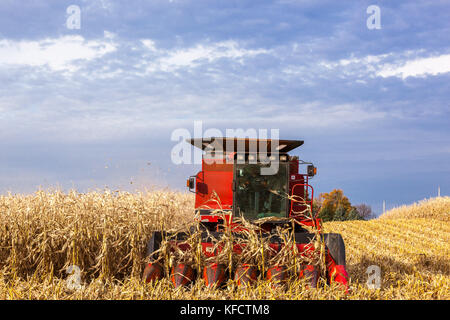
143,137,349,291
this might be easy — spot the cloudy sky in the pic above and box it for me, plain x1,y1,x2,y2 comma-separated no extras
0,0,449,214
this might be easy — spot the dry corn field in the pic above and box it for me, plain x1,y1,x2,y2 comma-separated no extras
0,190,448,300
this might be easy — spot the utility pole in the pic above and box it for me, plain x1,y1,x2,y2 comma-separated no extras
383,200,386,214
438,186,440,197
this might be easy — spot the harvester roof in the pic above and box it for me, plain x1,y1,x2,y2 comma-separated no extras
187,137,304,153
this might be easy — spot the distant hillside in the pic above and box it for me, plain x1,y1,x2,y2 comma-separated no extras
379,196,450,221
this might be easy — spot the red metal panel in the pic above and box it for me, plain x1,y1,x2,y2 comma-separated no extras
195,158,233,210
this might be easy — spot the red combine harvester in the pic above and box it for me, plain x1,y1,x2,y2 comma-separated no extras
143,137,349,289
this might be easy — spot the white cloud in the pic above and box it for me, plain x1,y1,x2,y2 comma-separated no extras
140,40,269,73
140,39,157,52
290,51,450,80
0,33,117,72
377,54,450,79
81,0,115,13
338,53,392,66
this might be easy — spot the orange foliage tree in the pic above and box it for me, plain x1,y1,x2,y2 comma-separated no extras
320,189,352,213
315,189,353,221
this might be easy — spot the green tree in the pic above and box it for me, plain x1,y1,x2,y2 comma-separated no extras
346,207,363,220
318,205,334,222
317,189,360,221
334,205,347,221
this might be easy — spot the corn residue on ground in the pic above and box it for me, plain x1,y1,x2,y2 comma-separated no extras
324,217,449,299
0,191,448,299
379,196,450,221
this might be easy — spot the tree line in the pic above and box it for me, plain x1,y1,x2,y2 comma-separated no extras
311,189,375,221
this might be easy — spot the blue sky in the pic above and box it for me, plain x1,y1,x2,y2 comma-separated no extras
0,1,449,215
